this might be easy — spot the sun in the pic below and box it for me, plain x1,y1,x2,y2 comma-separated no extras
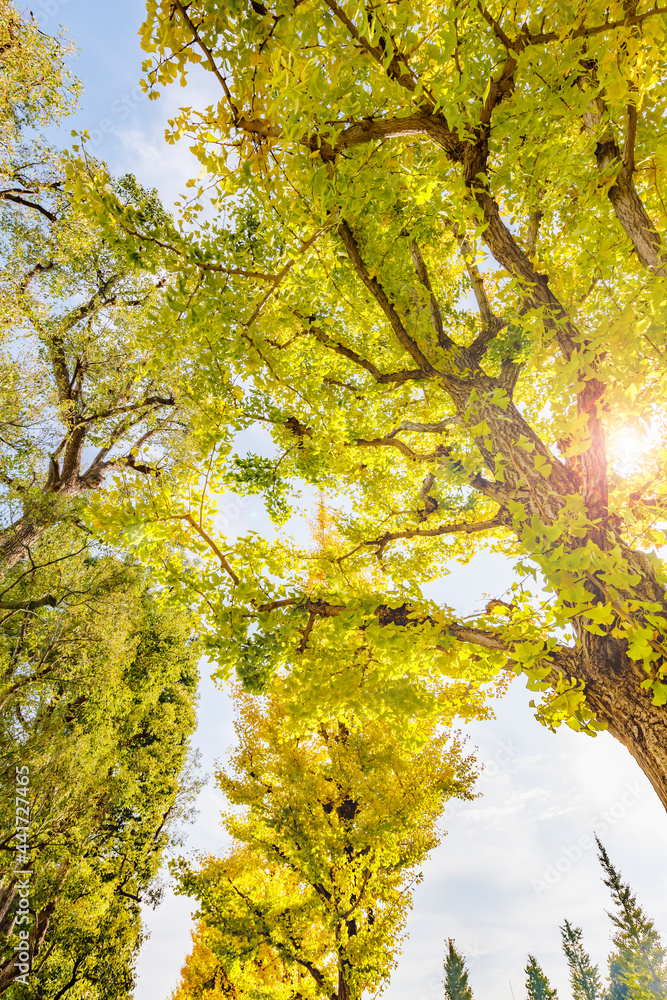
609,428,644,465
607,421,663,476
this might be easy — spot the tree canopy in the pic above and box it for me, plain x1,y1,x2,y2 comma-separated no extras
172,691,476,1000
2,2,666,996
132,0,667,805
0,1,238,579
0,527,200,997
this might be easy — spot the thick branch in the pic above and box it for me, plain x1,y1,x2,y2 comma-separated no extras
387,418,458,437
479,3,667,52
81,394,175,425
341,513,505,562
0,594,57,611
338,221,438,374
584,95,667,274
355,436,449,462
409,240,456,351
529,7,667,45
0,189,57,221
235,111,466,162
308,321,425,385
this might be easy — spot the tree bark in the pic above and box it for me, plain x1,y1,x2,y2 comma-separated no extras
336,968,351,1000
0,518,47,572
577,631,667,810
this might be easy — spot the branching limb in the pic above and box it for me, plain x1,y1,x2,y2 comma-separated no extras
179,513,239,587
338,512,506,563
48,335,74,409
198,264,280,281
18,260,56,293
244,228,327,329
624,101,637,175
0,594,57,611
81,394,175,425
444,217,507,358
354,436,450,462
582,81,667,274
322,0,418,93
172,0,240,121
0,190,57,221
338,221,437,374
253,596,573,691
530,6,667,45
444,621,510,650
525,208,543,256
56,272,121,332
306,319,426,385
478,2,667,52
387,418,459,437
409,240,457,351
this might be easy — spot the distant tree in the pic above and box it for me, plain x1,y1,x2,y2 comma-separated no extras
526,954,559,1000
0,530,200,997
173,693,476,1000
444,940,474,1000
446,849,665,1000
609,959,632,1000
597,839,667,1000
0,1,234,580
561,920,604,1000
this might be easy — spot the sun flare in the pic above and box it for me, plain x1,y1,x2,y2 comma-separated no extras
607,421,664,475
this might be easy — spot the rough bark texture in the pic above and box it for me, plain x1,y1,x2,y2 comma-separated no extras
0,519,45,572
578,630,667,810
337,969,351,1000
0,900,53,995
583,92,667,276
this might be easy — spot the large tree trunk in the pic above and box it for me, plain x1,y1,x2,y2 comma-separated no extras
576,630,667,810
336,968,351,1000
566,542,667,809
0,518,47,573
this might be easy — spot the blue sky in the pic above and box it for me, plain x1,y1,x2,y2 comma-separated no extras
31,3,667,998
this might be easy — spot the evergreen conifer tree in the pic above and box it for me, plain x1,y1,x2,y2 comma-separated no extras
561,920,603,1000
444,940,474,1000
526,955,559,1000
609,958,631,1000
597,839,667,1000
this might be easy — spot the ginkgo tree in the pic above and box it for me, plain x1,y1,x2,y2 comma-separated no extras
171,690,476,1000
0,2,247,577
135,0,667,808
